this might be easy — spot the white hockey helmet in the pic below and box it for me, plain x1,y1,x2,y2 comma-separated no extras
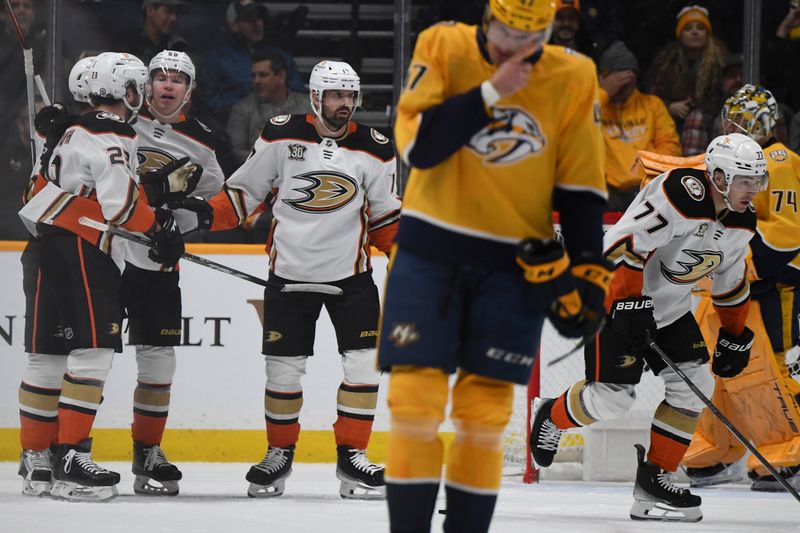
308,60,362,118
86,52,148,117
704,132,768,202
146,50,196,120
721,84,778,140
68,56,95,103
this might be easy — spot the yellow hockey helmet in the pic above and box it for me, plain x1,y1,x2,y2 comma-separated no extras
488,0,556,32
722,84,778,140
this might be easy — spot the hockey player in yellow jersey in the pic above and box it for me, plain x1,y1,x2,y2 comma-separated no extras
378,1,611,531
683,84,800,492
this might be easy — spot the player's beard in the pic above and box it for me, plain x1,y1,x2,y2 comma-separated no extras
322,106,351,131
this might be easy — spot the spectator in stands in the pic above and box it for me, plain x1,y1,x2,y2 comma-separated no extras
125,0,190,66
647,5,727,134
597,41,681,211
791,110,800,153
763,1,800,112
0,0,46,135
549,0,594,58
227,50,311,166
200,0,303,125
569,0,621,60
0,99,43,240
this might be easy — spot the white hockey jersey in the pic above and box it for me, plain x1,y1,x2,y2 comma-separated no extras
210,113,401,282
124,106,226,271
604,168,755,328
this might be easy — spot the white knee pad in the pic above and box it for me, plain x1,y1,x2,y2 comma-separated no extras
265,355,307,392
582,382,637,421
135,345,176,384
661,360,714,413
22,353,68,388
341,348,380,385
67,348,114,381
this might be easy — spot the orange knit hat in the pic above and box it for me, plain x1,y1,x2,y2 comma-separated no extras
675,5,711,38
556,0,580,12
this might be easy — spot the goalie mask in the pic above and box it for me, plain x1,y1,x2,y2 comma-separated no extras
68,56,95,103
147,50,196,121
309,60,361,131
722,84,778,140
704,133,768,211
86,52,148,121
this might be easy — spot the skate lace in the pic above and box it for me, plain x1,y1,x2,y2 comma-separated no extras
347,449,381,475
143,445,169,471
64,450,110,475
538,419,563,452
656,471,684,494
25,450,52,470
255,448,288,474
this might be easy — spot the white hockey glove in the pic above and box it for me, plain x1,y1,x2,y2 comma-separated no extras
786,345,800,385
140,156,202,207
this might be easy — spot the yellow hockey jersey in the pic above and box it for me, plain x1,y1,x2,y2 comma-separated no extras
752,142,800,254
394,22,606,268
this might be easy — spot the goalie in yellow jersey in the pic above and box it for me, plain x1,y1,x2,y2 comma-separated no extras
377,1,611,531
682,84,800,492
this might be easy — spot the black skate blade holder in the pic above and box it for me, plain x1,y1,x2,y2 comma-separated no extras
645,331,800,504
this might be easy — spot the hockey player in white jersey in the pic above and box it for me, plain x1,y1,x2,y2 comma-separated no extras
120,49,223,496
530,133,767,522
17,52,185,502
178,60,401,499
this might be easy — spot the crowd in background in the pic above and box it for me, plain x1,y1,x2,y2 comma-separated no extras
1,0,800,241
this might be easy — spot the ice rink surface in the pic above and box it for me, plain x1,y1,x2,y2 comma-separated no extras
1,462,798,532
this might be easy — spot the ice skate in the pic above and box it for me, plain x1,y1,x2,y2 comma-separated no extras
51,439,120,502
529,397,563,468
246,445,294,498
684,461,744,488
18,448,54,496
336,445,385,500
132,441,182,496
630,444,701,522
750,465,800,492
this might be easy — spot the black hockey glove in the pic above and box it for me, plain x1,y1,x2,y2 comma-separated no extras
147,209,185,267
610,296,656,352
35,103,75,171
170,196,214,231
712,326,754,378
516,239,612,340
140,157,202,207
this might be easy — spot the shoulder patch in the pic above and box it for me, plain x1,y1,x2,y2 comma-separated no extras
370,128,389,145
270,115,291,125
662,168,714,220
172,118,218,150
680,175,706,201
96,111,124,123
769,149,788,162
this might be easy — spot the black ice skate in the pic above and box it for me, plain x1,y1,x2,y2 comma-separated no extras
18,448,54,496
132,441,182,496
246,445,294,498
529,397,563,468
684,461,744,488
336,445,385,500
750,465,800,492
630,444,702,522
51,439,120,502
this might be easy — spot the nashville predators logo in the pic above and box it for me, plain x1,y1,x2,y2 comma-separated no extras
468,107,545,164
283,171,359,213
661,250,723,284
616,355,638,368
769,149,788,162
137,147,175,174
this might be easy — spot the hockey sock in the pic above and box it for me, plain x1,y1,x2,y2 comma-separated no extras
385,366,449,531
131,382,171,445
19,382,59,450
58,373,104,446
333,381,378,449
551,380,593,429
648,401,700,471
443,485,497,533
265,388,302,448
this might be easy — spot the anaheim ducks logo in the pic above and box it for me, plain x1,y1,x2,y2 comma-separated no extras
137,147,175,173
661,250,723,284
282,171,359,213
468,107,545,164
616,355,638,369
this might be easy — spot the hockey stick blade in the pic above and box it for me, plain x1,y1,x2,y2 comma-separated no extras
646,332,800,504
78,217,269,288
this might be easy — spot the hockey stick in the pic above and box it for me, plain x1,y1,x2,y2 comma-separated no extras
546,314,606,367
646,332,800,503
78,217,343,295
